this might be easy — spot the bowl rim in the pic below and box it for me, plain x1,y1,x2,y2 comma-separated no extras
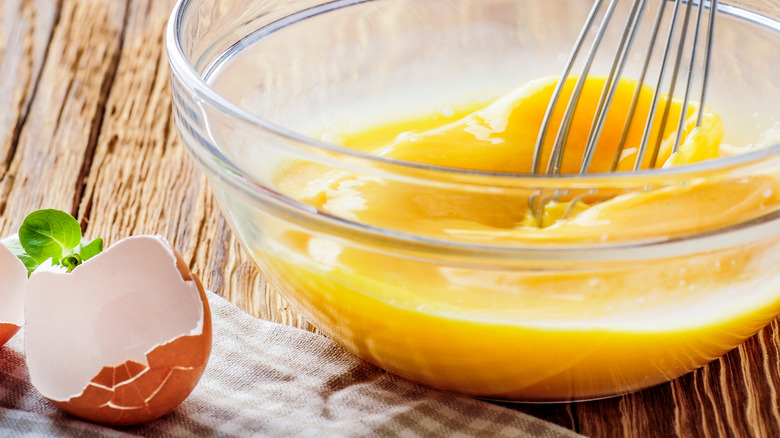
165,0,780,182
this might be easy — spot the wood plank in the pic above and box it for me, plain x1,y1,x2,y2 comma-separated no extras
0,0,126,232
75,0,185,244
665,323,780,438
0,0,59,223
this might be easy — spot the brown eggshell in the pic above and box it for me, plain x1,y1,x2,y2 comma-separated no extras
0,236,28,347
25,235,211,426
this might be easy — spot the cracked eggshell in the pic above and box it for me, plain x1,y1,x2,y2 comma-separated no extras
0,236,27,347
25,235,211,426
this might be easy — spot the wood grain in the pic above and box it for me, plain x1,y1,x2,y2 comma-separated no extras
0,1,778,437
0,0,59,225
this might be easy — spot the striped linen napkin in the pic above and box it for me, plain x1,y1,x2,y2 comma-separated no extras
0,291,581,437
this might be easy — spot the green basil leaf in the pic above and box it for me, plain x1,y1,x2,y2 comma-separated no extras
19,209,83,264
80,237,103,262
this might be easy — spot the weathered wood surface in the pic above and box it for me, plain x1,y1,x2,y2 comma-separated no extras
1,1,778,436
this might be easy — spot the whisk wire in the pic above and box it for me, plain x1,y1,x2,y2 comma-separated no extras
697,0,718,127
531,0,607,174
650,0,697,168
673,0,709,153
579,0,648,174
634,0,687,170
611,0,669,171
547,0,622,175
528,0,719,226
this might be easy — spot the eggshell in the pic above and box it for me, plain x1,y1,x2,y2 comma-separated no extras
24,235,211,426
0,236,28,347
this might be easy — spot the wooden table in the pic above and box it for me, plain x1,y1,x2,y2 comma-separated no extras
2,1,778,436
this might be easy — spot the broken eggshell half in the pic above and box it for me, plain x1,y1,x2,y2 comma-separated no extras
25,234,212,426
0,236,27,347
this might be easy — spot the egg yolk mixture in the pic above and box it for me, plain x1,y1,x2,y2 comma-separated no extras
261,75,780,400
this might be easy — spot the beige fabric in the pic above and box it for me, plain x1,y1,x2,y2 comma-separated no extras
0,291,582,437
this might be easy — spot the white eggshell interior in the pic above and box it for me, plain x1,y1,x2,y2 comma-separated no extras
25,235,205,401
0,236,28,326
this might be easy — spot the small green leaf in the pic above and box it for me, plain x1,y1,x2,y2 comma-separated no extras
61,254,82,272
80,237,103,262
11,209,105,275
19,209,83,264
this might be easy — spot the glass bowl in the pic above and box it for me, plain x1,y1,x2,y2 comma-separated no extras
166,0,780,401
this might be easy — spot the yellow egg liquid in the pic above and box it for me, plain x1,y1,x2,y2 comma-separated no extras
260,76,780,400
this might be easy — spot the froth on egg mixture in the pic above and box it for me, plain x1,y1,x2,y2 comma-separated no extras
259,75,780,401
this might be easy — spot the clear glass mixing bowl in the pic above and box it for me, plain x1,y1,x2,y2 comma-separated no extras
167,0,780,401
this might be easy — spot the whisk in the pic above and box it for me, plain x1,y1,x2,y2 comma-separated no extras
528,0,718,225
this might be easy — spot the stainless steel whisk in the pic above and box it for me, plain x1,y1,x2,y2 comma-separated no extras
528,0,718,225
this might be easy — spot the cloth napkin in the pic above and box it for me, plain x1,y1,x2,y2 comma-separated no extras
0,291,582,437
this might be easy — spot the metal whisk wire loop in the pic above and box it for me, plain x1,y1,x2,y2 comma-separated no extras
532,0,719,177
527,0,718,227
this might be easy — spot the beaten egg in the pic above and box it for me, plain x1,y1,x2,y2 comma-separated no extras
259,75,780,400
